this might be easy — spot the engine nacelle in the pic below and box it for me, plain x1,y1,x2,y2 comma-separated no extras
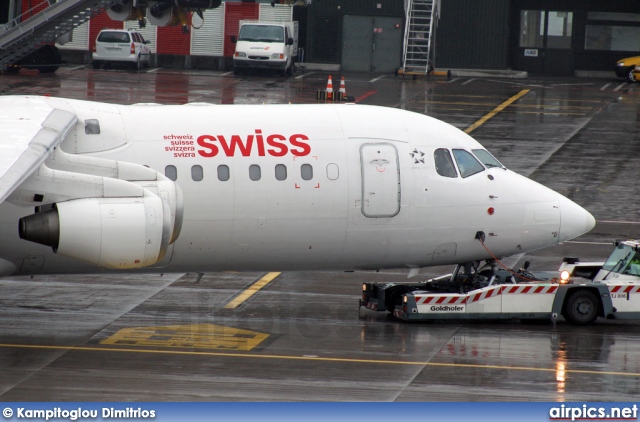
19,196,170,269
147,0,222,27
134,179,184,245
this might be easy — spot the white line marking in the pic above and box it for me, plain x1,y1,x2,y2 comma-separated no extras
295,71,315,79
447,78,460,83
220,71,232,76
486,79,547,88
600,83,612,91
598,220,640,224
369,75,386,83
613,83,626,91
146,67,162,73
462,78,475,85
70,65,87,71
551,83,594,86
563,241,613,245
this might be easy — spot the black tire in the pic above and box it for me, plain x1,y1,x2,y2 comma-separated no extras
384,285,413,313
134,55,141,70
563,290,599,325
627,67,637,83
286,62,293,77
233,67,240,76
16,45,61,73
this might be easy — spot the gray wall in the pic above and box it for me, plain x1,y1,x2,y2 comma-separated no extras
305,0,404,64
435,0,510,69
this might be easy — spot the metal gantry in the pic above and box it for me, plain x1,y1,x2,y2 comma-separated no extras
0,0,114,71
401,0,438,75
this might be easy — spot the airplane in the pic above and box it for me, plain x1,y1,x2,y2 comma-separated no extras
0,95,595,277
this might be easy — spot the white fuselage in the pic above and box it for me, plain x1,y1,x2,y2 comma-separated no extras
0,97,595,275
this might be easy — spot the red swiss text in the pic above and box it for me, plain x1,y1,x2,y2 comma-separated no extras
196,130,311,158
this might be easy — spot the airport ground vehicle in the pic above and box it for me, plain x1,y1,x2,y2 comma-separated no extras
231,20,298,76
92,29,151,70
615,56,640,82
361,242,640,325
560,240,640,283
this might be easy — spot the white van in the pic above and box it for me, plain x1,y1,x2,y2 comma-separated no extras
232,21,298,76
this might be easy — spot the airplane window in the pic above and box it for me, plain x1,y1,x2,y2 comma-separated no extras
191,165,203,182
275,164,287,181
301,164,313,180
472,149,504,169
453,149,485,178
434,148,457,178
249,164,261,181
217,165,230,181
326,163,339,180
165,165,177,181
84,119,100,134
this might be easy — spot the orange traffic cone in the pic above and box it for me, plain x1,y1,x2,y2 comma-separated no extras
325,75,333,100
339,76,346,96
337,76,347,101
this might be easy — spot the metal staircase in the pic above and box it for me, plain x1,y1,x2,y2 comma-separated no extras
401,0,438,75
0,0,114,71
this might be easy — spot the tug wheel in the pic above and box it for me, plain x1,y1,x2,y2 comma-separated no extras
563,290,599,325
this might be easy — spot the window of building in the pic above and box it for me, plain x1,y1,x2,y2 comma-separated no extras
301,164,313,180
546,11,572,49
452,149,485,178
520,10,545,48
585,25,640,52
434,148,457,178
520,10,573,49
249,164,261,181
217,165,230,181
275,164,287,181
588,12,640,23
165,165,177,181
191,165,203,181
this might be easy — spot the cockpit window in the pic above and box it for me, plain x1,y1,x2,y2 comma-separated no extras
602,243,640,275
434,148,458,178
452,149,485,178
472,149,504,169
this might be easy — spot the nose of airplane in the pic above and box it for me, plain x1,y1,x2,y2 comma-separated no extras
557,194,596,242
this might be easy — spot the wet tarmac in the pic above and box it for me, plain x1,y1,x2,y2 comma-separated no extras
1,66,640,401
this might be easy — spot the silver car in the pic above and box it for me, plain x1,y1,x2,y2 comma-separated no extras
92,29,151,70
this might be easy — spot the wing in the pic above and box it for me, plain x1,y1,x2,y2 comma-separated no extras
0,96,77,204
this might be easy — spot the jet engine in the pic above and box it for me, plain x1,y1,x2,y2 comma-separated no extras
13,146,185,270
108,0,222,31
19,195,172,270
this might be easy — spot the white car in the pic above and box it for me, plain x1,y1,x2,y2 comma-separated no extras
92,29,151,70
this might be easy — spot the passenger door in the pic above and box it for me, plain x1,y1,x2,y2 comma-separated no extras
360,143,400,218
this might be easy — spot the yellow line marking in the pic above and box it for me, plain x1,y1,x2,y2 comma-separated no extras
100,324,269,351
464,89,530,134
419,101,596,111
0,342,638,378
224,272,281,309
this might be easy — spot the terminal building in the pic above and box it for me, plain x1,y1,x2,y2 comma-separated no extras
1,0,639,75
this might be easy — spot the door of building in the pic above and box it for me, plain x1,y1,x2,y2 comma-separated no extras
341,15,403,72
514,10,574,75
